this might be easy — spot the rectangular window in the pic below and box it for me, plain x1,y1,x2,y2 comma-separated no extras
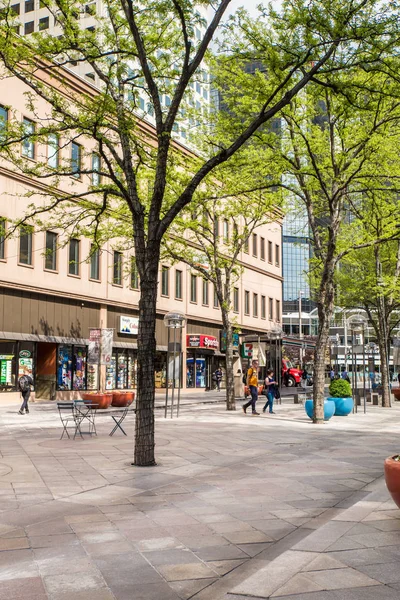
0,106,8,141
91,153,101,185
244,236,249,254
24,20,34,34
0,218,5,260
276,299,280,322
202,279,209,305
233,287,239,312
113,251,122,285
11,4,20,15
25,0,34,11
68,238,80,276
269,297,273,320
19,225,32,265
175,269,182,299
253,293,258,317
261,295,266,319
47,133,59,168
190,274,197,303
213,286,219,308
161,266,169,296
223,219,229,241
90,245,100,280
71,142,81,178
39,16,49,30
260,237,265,261
244,291,250,315
252,233,257,257
130,257,139,289
45,231,57,271
275,244,280,266
22,117,35,159
268,241,273,263
213,218,219,239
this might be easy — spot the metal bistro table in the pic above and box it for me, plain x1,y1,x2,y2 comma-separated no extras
93,406,136,436
74,399,99,436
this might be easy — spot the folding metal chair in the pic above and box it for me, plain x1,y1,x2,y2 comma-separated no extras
57,402,82,439
74,399,98,436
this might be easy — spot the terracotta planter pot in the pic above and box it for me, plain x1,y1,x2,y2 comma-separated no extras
112,392,127,407
84,393,112,409
392,389,400,401
125,392,135,406
384,456,400,508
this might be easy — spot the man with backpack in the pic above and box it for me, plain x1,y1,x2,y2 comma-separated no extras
18,369,34,415
242,359,260,415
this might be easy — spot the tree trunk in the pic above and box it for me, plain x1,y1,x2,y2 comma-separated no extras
221,312,236,410
377,318,391,408
133,243,160,467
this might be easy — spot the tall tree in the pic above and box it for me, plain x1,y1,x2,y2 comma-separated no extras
1,0,400,460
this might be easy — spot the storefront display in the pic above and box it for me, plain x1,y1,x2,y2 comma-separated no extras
127,355,136,388
0,355,13,386
106,354,116,390
87,363,98,390
18,350,33,378
155,352,167,388
73,346,87,390
117,353,127,389
186,333,219,389
57,345,73,390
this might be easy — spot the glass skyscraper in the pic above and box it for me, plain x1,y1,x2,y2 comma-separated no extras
282,211,314,313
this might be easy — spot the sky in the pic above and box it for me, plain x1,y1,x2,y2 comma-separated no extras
228,0,262,17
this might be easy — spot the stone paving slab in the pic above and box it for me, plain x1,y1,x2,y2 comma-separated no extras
1,401,400,599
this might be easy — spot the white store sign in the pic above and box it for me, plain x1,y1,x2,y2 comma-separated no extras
120,315,139,335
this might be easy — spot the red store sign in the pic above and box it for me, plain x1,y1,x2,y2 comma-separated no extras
186,334,219,350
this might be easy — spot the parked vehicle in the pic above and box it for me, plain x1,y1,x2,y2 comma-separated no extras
282,359,303,387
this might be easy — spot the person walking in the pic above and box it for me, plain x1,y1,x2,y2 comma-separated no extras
243,359,260,415
301,368,308,390
263,369,277,414
214,367,223,391
18,369,33,415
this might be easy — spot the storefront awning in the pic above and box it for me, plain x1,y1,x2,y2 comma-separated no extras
0,331,88,345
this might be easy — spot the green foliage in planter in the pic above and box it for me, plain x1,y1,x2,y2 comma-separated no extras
329,379,352,398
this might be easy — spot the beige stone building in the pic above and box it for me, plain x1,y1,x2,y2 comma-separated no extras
0,68,283,403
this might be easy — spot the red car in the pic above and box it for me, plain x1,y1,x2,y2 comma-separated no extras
282,359,302,387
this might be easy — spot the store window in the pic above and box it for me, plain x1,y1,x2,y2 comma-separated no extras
68,238,80,276
0,340,17,389
106,350,137,390
113,251,122,285
186,356,207,388
22,117,35,158
154,352,167,388
45,231,57,271
233,287,239,312
19,225,33,265
57,345,87,391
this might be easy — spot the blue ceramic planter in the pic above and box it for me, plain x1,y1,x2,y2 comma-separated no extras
304,399,335,421
328,396,353,416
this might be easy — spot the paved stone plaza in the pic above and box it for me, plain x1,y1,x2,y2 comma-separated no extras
1,397,400,599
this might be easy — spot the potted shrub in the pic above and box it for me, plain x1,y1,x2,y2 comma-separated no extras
384,456,400,508
328,379,353,416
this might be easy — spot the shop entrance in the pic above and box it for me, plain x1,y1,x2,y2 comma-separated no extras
36,342,57,399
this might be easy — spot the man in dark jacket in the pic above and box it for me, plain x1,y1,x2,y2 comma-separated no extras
18,369,33,415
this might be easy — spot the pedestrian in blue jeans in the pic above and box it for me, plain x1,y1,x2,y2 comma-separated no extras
243,359,260,415
263,369,277,414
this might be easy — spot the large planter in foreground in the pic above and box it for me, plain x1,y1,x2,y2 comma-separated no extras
304,399,335,421
81,393,112,409
384,456,400,508
112,391,135,407
328,396,353,416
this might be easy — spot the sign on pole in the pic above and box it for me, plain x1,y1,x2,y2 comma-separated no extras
88,328,101,364
100,328,114,364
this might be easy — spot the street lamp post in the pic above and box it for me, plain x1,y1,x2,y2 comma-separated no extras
164,311,186,419
347,314,368,414
268,325,284,389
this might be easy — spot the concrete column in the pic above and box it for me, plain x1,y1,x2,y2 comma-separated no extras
99,305,107,393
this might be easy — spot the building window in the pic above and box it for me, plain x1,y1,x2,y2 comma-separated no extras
24,20,34,34
276,299,280,322
130,257,139,289
90,245,100,280
11,4,20,15
25,0,34,11
202,279,209,305
39,16,49,30
268,240,273,263
190,274,197,303
91,153,101,185
161,266,169,296
233,287,239,312
0,218,5,260
260,237,265,261
223,219,229,241
244,236,249,254
261,295,266,319
113,251,122,285
0,106,8,141
71,142,81,178
47,133,59,169
213,218,219,239
22,117,35,159
253,293,258,317
19,225,32,265
252,233,257,257
244,291,250,315
68,238,80,276
45,231,57,271
275,244,280,266
175,269,182,299
269,297,273,320
213,286,219,308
